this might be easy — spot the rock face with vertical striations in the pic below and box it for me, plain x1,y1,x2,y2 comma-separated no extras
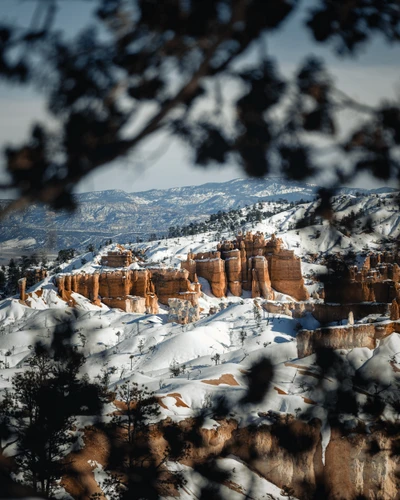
56,270,159,312
149,269,201,306
182,231,308,301
55,267,202,315
297,321,400,358
100,246,133,267
18,278,27,301
182,251,227,298
324,252,400,304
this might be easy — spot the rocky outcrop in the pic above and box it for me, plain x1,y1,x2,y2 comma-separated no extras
227,420,399,500
312,302,388,324
390,299,399,320
100,246,133,267
56,270,159,313
102,295,146,313
150,269,201,306
262,301,389,325
167,298,200,324
124,415,399,500
182,232,308,301
56,267,201,315
18,278,27,301
324,252,400,304
297,321,400,358
263,300,315,318
183,252,227,298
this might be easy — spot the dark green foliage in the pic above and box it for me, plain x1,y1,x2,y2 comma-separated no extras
1,339,103,498
57,248,76,263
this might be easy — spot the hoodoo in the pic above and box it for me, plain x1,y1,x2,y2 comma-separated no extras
54,233,308,312
182,232,309,301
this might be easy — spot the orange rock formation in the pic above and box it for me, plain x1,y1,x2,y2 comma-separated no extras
297,321,399,358
324,252,400,304
18,278,27,301
56,268,201,314
100,247,133,267
182,232,308,301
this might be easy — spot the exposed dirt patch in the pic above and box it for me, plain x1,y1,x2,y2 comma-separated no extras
222,479,245,494
302,397,316,405
157,397,169,410
157,394,190,409
202,374,239,386
61,426,110,500
166,393,189,408
62,290,77,308
274,386,288,395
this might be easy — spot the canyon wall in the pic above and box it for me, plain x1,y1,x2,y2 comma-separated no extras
297,321,400,358
324,252,400,304
137,416,398,500
182,232,308,301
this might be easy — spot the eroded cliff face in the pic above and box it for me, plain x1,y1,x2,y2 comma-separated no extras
227,420,399,500
56,268,201,314
324,252,400,304
182,251,227,298
297,321,400,358
56,270,159,313
65,416,400,500
100,247,133,267
150,268,201,306
182,232,308,301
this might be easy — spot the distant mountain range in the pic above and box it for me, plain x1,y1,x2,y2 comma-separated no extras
0,177,397,253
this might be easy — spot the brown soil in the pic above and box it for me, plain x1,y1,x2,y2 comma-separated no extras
202,374,240,386
63,290,77,308
166,393,190,408
61,426,110,500
302,397,316,405
274,386,288,395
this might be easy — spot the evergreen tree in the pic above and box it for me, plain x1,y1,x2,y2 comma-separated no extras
6,259,21,295
4,341,102,498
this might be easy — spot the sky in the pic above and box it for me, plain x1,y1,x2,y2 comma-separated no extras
0,0,399,196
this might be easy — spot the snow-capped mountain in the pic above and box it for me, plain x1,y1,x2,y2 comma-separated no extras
0,177,396,254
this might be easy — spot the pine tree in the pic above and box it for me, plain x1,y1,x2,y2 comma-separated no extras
5,342,102,498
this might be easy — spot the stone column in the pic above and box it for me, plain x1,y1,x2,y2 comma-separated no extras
18,278,27,301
